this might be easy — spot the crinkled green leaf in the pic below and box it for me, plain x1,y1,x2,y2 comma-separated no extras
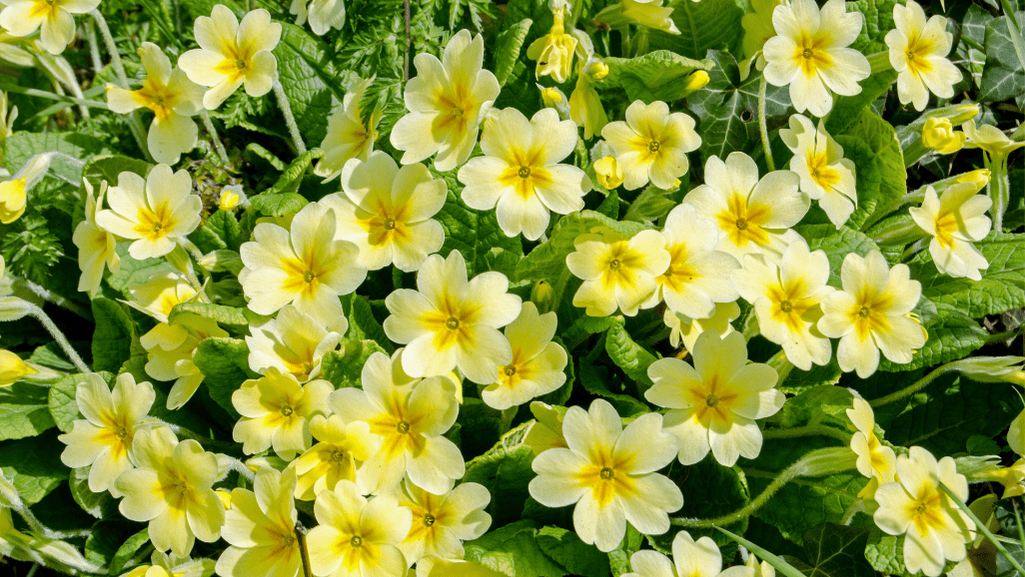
0,380,55,441
3,132,112,213
750,471,866,545
771,385,854,432
81,155,151,189
266,148,322,194
168,302,268,328
537,526,610,577
577,358,650,416
464,519,568,577
69,466,116,519
845,0,899,54
246,192,309,218
274,23,348,146
492,19,533,86
646,0,744,59
463,427,536,527
90,298,146,375
84,519,143,569
795,225,880,289
108,528,149,576
863,530,908,576
192,337,253,420
980,12,1025,103
0,430,66,505
190,210,246,253
435,189,524,278
825,69,897,136
605,319,657,393
717,526,809,577
345,294,394,353
601,51,711,103
841,110,906,222
913,232,1025,318
653,458,749,551
319,338,385,389
28,342,75,372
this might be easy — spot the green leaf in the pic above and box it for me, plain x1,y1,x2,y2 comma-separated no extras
189,209,246,253
646,0,745,59
0,381,55,441
686,52,793,162
105,247,166,296
717,526,809,577
318,338,386,389
795,523,874,577
0,430,66,505
435,189,524,277
980,12,1025,103
795,225,880,289
48,374,81,433
878,302,987,373
605,319,657,393
90,298,146,375
601,51,710,103
749,471,866,545
464,519,568,577
3,132,112,210
771,385,854,432
463,429,536,527
576,359,651,417
492,19,533,86
273,23,349,146
81,155,151,189
68,466,117,519
536,526,610,577
246,192,309,218
108,528,149,575
913,232,1025,318
825,69,898,136
840,110,906,224
84,520,144,570
168,301,269,328
266,149,321,194
192,337,253,419
345,295,394,353
651,458,750,551
845,0,899,54
516,211,646,282
28,342,75,372
863,530,907,576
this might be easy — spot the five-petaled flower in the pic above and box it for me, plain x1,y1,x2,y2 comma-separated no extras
885,0,961,111
601,100,700,190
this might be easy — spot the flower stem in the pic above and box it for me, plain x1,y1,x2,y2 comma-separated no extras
272,76,307,154
85,21,103,74
758,75,775,172
762,424,851,443
295,521,315,577
868,364,955,407
940,482,1025,576
986,153,1010,232
224,456,256,484
24,303,90,373
199,110,231,165
0,82,108,111
21,279,91,320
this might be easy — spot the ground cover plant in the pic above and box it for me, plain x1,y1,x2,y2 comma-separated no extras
0,0,1023,575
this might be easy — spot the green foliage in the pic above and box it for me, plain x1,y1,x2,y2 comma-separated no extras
191,337,253,419
654,458,750,549
646,0,744,59
273,24,349,146
464,519,570,577
604,318,657,392
463,430,536,527
435,189,524,277
845,0,899,54
784,523,874,577
0,431,66,505
492,19,534,86
536,526,611,577
796,225,880,289
601,51,710,103
516,210,645,282
913,233,1025,319
751,471,866,545
877,302,988,372
319,338,386,388
0,380,55,441
980,11,1025,105
68,467,117,519
90,298,147,377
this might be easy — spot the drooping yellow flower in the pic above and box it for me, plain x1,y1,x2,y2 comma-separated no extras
215,467,302,577
73,179,121,297
141,313,228,410
601,100,700,190
0,153,50,224
921,118,966,154
393,479,492,564
0,0,99,54
232,367,332,460
566,229,670,317
845,397,896,499
646,330,784,467
818,251,927,378
0,349,35,387
288,414,378,501
526,6,578,83
593,155,624,190
885,0,961,111
909,183,992,281
178,5,282,110
873,446,974,577
390,30,500,172
528,398,682,552
663,302,741,353
481,302,568,410
779,114,857,228
763,0,871,117
246,305,346,382
315,76,382,181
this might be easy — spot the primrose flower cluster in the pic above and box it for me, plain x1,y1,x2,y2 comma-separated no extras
0,0,1022,576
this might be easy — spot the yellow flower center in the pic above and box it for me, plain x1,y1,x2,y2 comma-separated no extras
132,79,177,121
280,405,294,417
29,0,61,21
423,513,436,526
905,485,946,536
705,394,720,408
903,32,935,77
349,535,362,548
518,166,531,178
576,448,637,508
647,141,660,153
599,241,646,293
382,218,396,230
609,259,620,270
396,420,411,434
599,467,614,480
848,289,893,342
792,34,833,77
767,278,816,334
933,211,959,249
504,366,517,376
330,449,347,462
134,201,177,242
445,317,459,330
435,82,476,135
717,193,771,247
498,146,553,199
779,301,792,313
658,243,701,294
362,199,410,248
281,250,327,297
806,151,841,191
114,426,129,440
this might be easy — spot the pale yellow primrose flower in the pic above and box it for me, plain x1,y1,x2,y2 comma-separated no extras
779,114,857,228
115,426,225,557
529,398,682,552
527,6,577,83
288,414,378,501
922,117,966,154
763,0,870,118
621,0,679,34
246,305,345,382
743,0,783,61
909,183,992,281
329,350,463,495
818,251,926,378
962,119,1025,158
289,0,345,36
390,29,500,172
601,100,700,190
121,551,213,577
58,373,157,496
873,446,974,577
73,179,121,297
178,5,282,110
646,331,784,467
524,401,567,456
683,152,807,263
458,107,589,241
655,203,740,320
106,43,205,165
321,151,446,272
141,313,228,410
232,367,332,460
0,152,50,224
215,467,301,577
0,0,99,54
624,530,755,577
307,480,412,577
383,250,521,385
0,349,35,386
393,478,492,564
567,229,670,317
95,164,203,260
239,201,366,325
127,265,200,323
886,0,961,112
731,241,834,371
481,302,568,411
846,396,896,499
315,76,381,182
664,302,741,353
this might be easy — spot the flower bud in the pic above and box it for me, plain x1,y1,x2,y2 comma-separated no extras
218,184,248,211
530,279,556,314
0,349,36,387
922,117,965,154
540,86,565,107
950,355,1024,385
593,155,624,189
584,60,609,81
949,103,980,125
682,70,709,93
956,168,991,192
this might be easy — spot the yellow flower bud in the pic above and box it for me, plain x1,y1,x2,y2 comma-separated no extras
584,60,609,81
922,117,966,154
540,86,565,107
0,349,35,387
683,70,709,92
218,184,247,211
530,279,556,314
593,155,624,189
949,103,980,125
956,168,991,192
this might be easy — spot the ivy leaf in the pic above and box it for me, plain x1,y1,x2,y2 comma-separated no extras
536,526,610,577
491,18,533,86
601,51,711,103
274,23,349,146
913,233,1025,319
646,0,744,59
0,381,55,441
0,430,66,505
795,522,874,577
464,519,568,577
980,12,1025,104
192,337,254,420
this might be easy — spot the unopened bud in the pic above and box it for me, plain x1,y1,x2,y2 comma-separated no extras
684,70,709,93
593,155,624,190
949,103,980,125
540,86,565,107
0,349,36,387
530,280,556,314
218,185,248,211
957,168,991,192
950,356,1024,384
584,60,609,81
922,118,965,154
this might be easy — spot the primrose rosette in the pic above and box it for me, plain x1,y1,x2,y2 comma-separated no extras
0,0,1023,576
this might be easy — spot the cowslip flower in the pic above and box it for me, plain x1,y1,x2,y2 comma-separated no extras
322,151,446,272
818,251,927,378
664,302,741,353
106,43,204,164
567,229,670,317
329,350,463,495
239,201,366,325
141,313,228,410
247,305,345,382
656,203,740,320
0,152,50,224
885,0,961,111
315,76,381,181
601,100,700,190
215,467,301,577
683,152,807,263
115,426,225,556
393,479,492,564
763,0,871,117
569,44,609,140
846,397,895,499
921,118,966,154
527,4,577,83
0,0,99,54
390,30,500,172
458,107,589,241
95,164,202,260
779,114,857,228
383,250,521,384
646,331,784,467
873,446,974,577
621,0,679,34
481,302,568,411
288,414,378,501
232,368,333,460
178,5,282,110
624,530,753,577
909,183,992,281
289,0,345,35
58,373,157,496
731,241,834,371
529,398,682,552
0,350,35,386
73,179,121,297
307,480,411,577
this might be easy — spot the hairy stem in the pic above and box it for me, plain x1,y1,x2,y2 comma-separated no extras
987,153,1010,232
868,364,955,407
762,424,851,443
24,303,90,373
200,110,230,165
273,76,307,154
758,75,775,172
